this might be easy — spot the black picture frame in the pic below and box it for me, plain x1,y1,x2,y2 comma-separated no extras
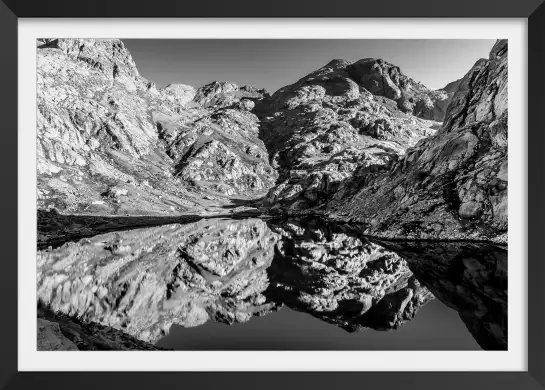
0,0,541,389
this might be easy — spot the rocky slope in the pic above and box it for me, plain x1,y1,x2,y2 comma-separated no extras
37,38,275,216
37,38,506,243
329,40,508,242
155,81,276,198
255,57,454,212
38,301,164,350
38,318,79,351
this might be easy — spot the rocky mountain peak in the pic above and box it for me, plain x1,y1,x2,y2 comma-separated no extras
321,58,353,69
264,55,455,123
194,80,239,101
38,38,143,90
441,78,463,95
193,81,269,108
160,83,197,106
239,85,270,99
37,38,276,214
346,57,407,100
255,52,452,212
330,39,508,242
444,39,507,132
489,39,508,60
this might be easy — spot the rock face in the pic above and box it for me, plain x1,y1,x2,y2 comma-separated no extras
192,81,268,108
256,56,447,212
441,78,463,95
346,58,456,121
265,218,434,331
412,78,461,123
330,40,508,242
37,38,276,215
37,218,281,343
38,302,164,350
377,240,507,350
156,82,276,197
159,84,197,107
38,318,79,351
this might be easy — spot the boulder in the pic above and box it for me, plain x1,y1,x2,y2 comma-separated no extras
37,318,79,351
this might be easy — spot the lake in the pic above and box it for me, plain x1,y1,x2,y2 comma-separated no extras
36,216,507,350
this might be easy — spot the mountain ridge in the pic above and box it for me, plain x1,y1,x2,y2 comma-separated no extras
36,37,507,244
329,39,508,243
37,38,276,216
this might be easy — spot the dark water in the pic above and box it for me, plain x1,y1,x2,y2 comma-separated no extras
157,301,480,350
155,217,506,350
38,215,507,351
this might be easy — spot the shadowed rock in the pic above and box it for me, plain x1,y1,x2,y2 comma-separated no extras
264,218,434,332
255,55,451,212
330,40,508,243
375,240,507,350
38,301,164,350
38,318,79,351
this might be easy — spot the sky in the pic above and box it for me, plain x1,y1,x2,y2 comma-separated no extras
123,39,496,94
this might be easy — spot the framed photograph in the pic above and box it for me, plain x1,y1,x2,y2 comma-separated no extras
1,0,543,389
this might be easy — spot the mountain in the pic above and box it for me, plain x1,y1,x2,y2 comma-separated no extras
37,38,276,216
441,78,462,95
329,40,508,242
36,38,473,221
255,56,447,212
37,38,506,243
36,39,508,350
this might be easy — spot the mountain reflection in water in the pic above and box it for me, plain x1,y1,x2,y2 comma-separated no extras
36,217,507,350
157,302,480,350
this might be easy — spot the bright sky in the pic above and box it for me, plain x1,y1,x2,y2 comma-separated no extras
124,39,497,94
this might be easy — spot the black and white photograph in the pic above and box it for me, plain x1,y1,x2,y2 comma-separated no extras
35,38,508,352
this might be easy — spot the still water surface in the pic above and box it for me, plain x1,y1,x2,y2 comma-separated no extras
37,216,507,350
158,300,480,350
